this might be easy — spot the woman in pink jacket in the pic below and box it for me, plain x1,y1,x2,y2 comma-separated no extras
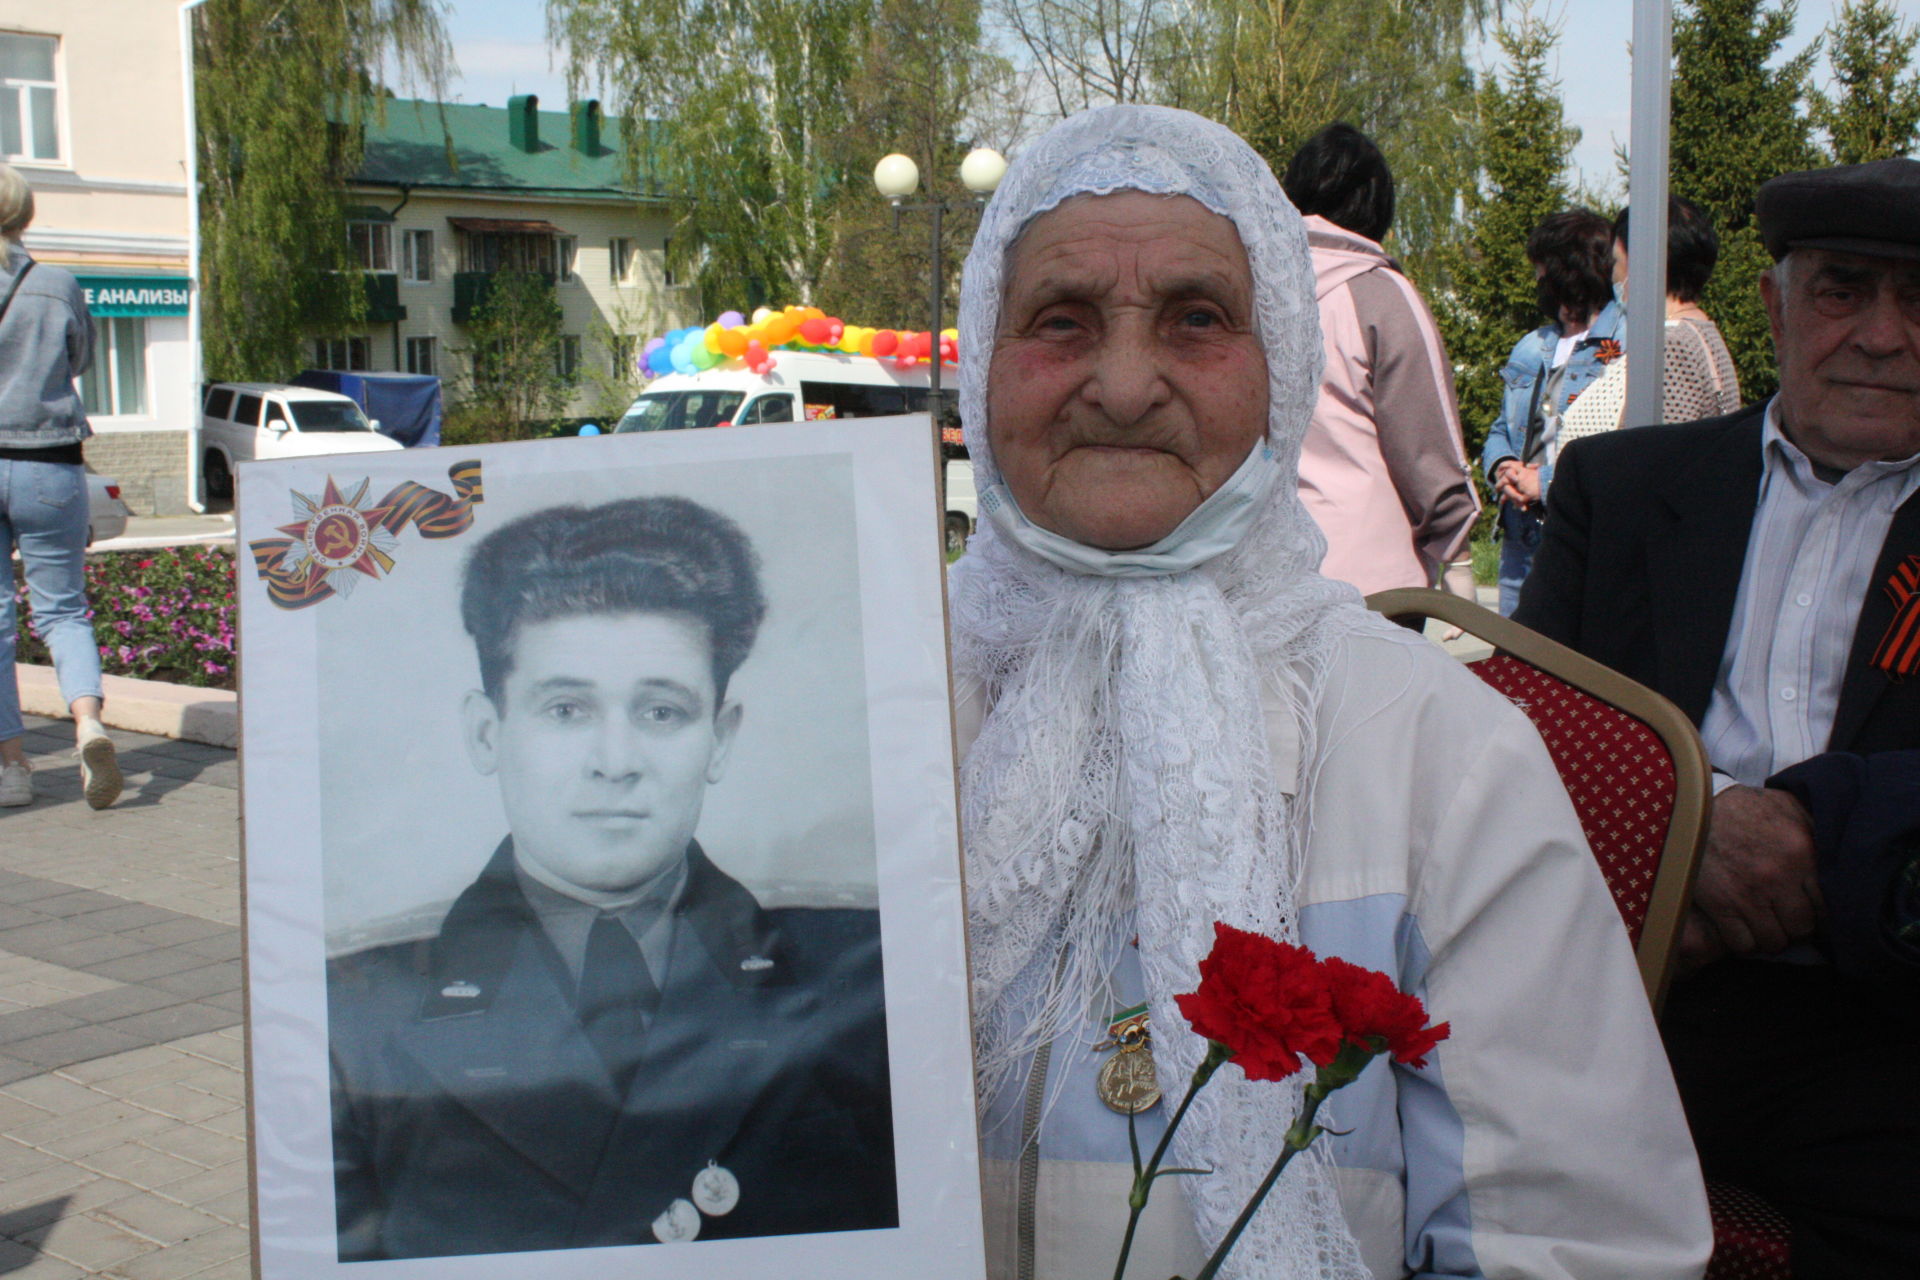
1282,125,1480,597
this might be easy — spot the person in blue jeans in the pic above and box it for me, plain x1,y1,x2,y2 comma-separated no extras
0,163,120,809
1479,209,1624,614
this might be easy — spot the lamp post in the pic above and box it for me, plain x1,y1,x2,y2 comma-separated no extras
873,147,1007,423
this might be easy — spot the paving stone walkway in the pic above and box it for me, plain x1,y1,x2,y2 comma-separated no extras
0,716,249,1280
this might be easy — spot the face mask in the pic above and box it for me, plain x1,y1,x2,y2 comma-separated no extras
978,438,1283,578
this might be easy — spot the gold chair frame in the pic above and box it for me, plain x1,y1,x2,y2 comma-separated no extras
1366,587,1712,1015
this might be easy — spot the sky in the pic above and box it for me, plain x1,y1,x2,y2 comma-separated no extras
429,0,1849,197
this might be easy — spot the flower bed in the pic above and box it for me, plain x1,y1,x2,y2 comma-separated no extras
12,547,237,690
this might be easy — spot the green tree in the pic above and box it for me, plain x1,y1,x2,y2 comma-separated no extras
550,0,878,310
1670,0,1821,403
1433,7,1578,459
455,273,575,440
1812,0,1920,163
193,0,450,382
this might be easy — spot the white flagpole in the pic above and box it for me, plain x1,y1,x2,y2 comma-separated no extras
1624,0,1673,430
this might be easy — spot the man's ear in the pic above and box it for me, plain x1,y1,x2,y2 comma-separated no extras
463,690,502,776
706,700,744,785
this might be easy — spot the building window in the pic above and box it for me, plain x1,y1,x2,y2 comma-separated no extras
556,235,577,283
78,318,146,416
348,221,393,272
461,230,555,275
314,337,370,371
556,335,581,379
662,236,675,288
0,33,59,162
401,229,434,283
405,335,437,376
609,237,634,285
610,334,635,376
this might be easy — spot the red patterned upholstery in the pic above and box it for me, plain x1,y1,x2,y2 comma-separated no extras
1466,654,1677,945
1704,1179,1794,1279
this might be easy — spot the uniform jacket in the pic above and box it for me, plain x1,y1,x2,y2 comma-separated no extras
1478,300,1625,506
1296,216,1479,593
327,839,897,1261
0,241,92,445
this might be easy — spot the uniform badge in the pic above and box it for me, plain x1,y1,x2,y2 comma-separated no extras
1095,1004,1161,1115
692,1161,740,1216
652,1197,701,1243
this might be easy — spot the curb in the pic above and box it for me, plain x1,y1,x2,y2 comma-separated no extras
15,663,237,749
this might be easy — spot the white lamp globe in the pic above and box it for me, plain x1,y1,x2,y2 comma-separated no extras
959,148,1008,194
873,154,920,200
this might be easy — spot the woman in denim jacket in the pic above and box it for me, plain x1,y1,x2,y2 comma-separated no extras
1478,209,1624,615
0,163,120,809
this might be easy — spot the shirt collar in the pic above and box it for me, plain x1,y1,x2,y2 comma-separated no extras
1761,396,1920,504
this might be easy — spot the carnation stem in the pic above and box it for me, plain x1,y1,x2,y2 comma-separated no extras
1190,1080,1333,1280
1110,1042,1229,1280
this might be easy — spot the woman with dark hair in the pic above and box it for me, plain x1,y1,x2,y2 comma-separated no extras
1281,123,1479,596
1561,198,1741,443
1479,208,1624,614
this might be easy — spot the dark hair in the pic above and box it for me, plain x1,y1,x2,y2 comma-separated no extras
460,496,766,705
1527,209,1616,320
1281,123,1396,244
1611,197,1719,304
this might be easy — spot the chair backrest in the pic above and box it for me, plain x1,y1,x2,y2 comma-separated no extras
1366,588,1712,1014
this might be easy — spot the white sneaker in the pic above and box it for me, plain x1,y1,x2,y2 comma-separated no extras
0,762,31,808
76,719,122,810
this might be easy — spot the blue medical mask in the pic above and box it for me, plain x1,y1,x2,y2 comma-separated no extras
977,438,1283,577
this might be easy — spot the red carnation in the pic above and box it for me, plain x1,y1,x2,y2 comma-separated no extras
1321,956,1451,1068
1175,923,1343,1081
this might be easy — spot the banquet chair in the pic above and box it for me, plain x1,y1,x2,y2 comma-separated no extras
1364,588,1790,1278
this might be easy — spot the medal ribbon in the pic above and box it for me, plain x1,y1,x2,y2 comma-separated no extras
249,459,485,610
1872,554,1920,680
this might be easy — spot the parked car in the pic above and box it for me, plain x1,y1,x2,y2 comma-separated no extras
85,473,131,545
198,382,405,502
614,350,978,550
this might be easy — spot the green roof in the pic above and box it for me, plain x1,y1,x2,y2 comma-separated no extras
351,97,666,201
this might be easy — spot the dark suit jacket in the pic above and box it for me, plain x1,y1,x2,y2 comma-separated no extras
327,840,897,1260
1516,408,1920,974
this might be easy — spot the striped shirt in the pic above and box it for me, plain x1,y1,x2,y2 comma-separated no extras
1701,399,1920,789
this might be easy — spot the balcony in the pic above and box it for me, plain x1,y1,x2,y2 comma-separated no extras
452,270,555,325
363,273,406,324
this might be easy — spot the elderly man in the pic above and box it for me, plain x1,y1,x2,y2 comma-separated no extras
326,496,896,1260
1517,157,1920,1278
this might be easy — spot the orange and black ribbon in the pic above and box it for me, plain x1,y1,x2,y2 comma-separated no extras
249,459,484,610
1872,554,1920,680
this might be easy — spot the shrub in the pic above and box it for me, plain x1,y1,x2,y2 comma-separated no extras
13,547,237,690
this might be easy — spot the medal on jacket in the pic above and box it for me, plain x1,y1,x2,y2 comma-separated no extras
1095,1004,1160,1114
652,1197,701,1243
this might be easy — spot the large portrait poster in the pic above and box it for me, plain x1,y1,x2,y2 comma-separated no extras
236,420,983,1280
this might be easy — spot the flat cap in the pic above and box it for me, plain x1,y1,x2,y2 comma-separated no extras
1755,157,1920,262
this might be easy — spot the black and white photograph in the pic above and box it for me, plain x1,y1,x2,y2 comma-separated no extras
237,421,983,1280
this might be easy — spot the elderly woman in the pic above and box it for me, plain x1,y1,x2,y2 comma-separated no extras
951,108,1709,1279
0,162,121,809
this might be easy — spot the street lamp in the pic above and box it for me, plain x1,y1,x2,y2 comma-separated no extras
872,147,1007,422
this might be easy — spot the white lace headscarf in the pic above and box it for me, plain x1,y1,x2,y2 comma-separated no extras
951,105,1374,1278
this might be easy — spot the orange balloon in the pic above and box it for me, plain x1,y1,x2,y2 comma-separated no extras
717,328,748,357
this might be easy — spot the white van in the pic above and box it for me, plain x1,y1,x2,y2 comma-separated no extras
613,350,977,552
199,382,405,502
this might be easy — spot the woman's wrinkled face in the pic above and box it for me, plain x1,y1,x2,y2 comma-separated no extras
987,191,1269,550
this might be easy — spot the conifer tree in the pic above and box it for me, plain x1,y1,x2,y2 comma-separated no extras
1434,8,1577,459
1812,0,1920,164
1669,0,1820,403
193,0,450,382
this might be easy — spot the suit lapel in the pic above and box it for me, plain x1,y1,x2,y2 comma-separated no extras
394,843,623,1202
1830,489,1920,751
1647,411,1767,723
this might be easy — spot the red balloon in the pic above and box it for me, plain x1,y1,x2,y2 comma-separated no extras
746,340,767,362
798,317,830,345
871,330,899,357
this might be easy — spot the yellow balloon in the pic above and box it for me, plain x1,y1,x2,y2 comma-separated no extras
703,323,724,353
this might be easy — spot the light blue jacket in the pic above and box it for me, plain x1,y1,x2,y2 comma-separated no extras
0,240,93,446
1478,299,1624,503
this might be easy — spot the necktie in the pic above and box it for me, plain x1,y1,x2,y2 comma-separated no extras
577,914,660,1096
